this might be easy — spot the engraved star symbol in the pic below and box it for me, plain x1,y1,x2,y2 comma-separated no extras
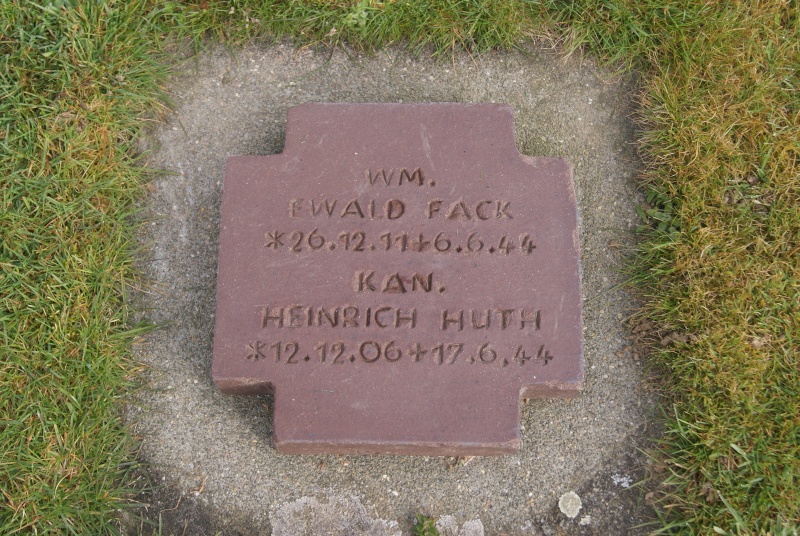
409,343,427,362
245,340,267,361
265,231,284,250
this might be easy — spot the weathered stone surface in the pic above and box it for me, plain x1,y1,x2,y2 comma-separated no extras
212,103,582,455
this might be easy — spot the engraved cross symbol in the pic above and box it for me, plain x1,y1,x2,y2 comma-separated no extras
408,342,427,362
265,231,284,250
245,340,267,361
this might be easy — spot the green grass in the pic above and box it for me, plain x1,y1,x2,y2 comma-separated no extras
0,1,170,532
627,4,799,533
543,2,799,532
1,0,798,534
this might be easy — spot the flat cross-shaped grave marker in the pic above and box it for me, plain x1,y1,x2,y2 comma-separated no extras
212,103,583,455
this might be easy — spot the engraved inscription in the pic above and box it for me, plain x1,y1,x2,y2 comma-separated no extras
261,305,420,329
440,309,542,331
357,271,441,296
289,198,405,220
365,168,430,187
427,199,512,220
255,160,550,372
264,229,536,255
244,340,554,367
242,164,562,373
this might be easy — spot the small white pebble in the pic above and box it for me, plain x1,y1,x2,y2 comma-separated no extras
558,491,582,519
612,473,633,488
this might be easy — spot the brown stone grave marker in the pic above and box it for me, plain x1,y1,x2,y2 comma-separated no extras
212,103,583,455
